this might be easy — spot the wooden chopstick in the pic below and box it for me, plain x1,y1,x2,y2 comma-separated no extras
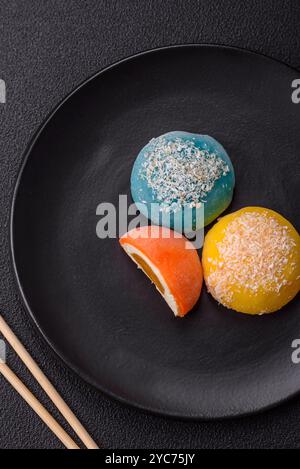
0,315,99,449
0,362,79,449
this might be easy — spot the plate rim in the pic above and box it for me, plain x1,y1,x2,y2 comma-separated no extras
9,43,300,420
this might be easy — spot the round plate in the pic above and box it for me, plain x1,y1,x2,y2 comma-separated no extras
11,45,300,419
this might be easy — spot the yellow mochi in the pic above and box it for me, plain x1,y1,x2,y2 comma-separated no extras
202,207,300,314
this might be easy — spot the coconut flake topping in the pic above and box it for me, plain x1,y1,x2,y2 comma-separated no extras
207,211,297,306
140,136,229,212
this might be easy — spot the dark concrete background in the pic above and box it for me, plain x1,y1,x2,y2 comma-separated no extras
0,0,300,449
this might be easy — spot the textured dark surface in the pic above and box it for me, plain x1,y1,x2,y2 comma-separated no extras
1,0,300,449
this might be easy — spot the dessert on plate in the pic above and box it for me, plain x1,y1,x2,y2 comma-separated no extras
131,131,235,232
202,207,300,314
120,226,203,317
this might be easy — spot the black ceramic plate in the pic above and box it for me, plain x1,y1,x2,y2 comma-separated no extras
11,45,300,419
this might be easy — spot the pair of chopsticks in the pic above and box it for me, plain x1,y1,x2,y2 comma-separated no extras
0,315,99,449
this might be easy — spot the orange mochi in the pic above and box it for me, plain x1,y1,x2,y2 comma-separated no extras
120,226,203,317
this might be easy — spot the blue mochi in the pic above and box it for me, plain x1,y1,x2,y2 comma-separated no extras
131,131,235,233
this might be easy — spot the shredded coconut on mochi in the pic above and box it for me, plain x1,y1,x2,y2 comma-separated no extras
207,211,297,305
140,136,229,213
